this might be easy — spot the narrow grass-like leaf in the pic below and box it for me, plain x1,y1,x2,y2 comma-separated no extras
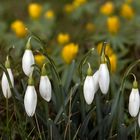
54,83,79,123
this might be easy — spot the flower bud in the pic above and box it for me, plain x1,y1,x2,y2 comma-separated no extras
99,63,110,94
83,63,95,105
1,56,14,98
39,64,52,102
24,75,37,117
128,81,140,117
83,76,95,105
22,38,35,76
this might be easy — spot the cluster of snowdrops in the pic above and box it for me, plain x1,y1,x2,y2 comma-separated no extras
1,37,140,129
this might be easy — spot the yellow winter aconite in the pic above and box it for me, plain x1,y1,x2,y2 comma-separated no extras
85,23,95,32
100,2,114,15
109,54,117,73
121,3,134,19
11,20,27,38
64,4,75,13
28,3,42,19
97,43,117,73
73,0,87,8
57,33,70,45
107,16,120,34
62,43,79,64
35,54,46,67
44,10,54,19
97,43,113,56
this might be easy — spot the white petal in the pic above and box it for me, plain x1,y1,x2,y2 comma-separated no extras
83,76,95,105
138,112,140,127
1,68,14,98
99,63,110,94
22,50,34,76
92,70,99,93
128,88,140,117
39,76,52,102
24,86,37,117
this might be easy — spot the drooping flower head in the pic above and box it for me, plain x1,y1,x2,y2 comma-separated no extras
24,74,37,117
98,42,110,94
22,37,35,76
39,64,52,102
1,56,14,99
128,76,140,117
83,63,95,105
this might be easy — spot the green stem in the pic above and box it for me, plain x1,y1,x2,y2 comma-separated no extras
35,113,42,140
135,122,137,140
6,97,9,139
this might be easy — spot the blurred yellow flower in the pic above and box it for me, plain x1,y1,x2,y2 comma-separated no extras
100,2,114,15
57,33,70,45
85,23,95,32
35,54,46,67
97,42,117,73
11,20,27,38
121,3,134,19
126,0,133,4
73,0,87,8
44,10,54,19
107,16,120,34
109,53,117,73
97,43,113,56
64,4,75,13
28,3,42,19
62,43,79,64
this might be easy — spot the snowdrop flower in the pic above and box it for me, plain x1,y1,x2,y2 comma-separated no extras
128,79,140,117
39,64,52,102
83,63,95,105
24,74,37,117
1,56,14,98
98,42,110,94
22,37,35,76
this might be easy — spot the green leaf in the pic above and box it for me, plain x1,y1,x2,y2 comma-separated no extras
54,83,79,123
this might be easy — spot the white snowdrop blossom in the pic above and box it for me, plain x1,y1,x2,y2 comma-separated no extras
39,75,52,102
24,85,37,117
99,63,110,94
128,88,140,117
83,75,95,105
22,49,34,76
1,68,14,98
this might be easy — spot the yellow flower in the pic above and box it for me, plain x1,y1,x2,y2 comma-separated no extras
35,54,46,67
62,43,79,64
107,16,120,34
11,20,27,38
57,33,70,45
44,10,54,19
126,0,133,4
97,43,113,56
28,3,42,19
64,4,75,13
85,23,95,32
121,3,134,19
73,0,87,8
97,42,117,73
100,2,114,15
109,53,117,73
